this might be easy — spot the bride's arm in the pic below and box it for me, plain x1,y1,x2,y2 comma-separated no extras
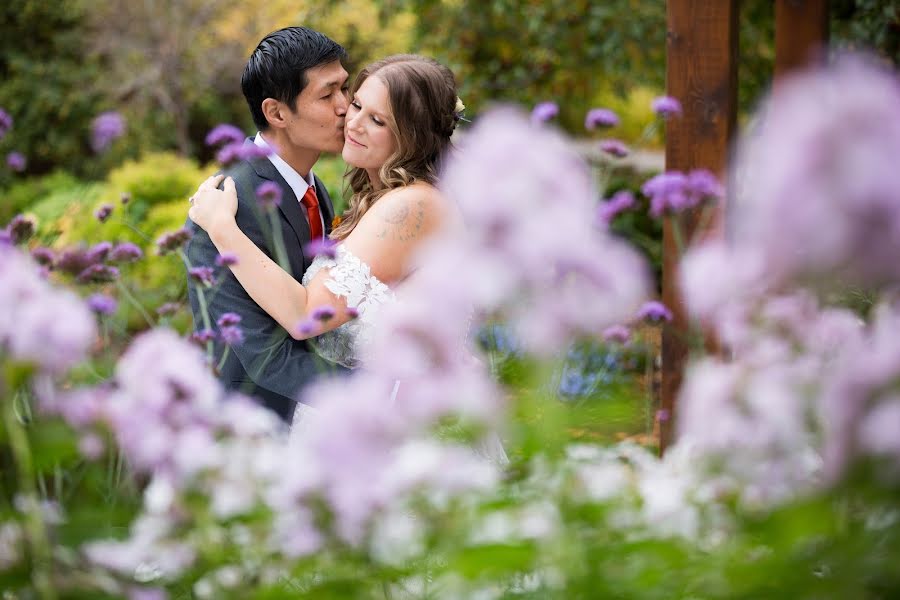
189,175,453,339
189,175,354,339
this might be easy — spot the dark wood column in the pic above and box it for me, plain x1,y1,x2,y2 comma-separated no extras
659,1,739,452
775,0,830,78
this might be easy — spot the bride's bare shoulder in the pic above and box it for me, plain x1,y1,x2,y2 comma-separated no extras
362,182,451,235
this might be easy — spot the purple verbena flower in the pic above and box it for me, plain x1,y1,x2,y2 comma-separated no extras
205,124,245,147
77,264,119,284
109,242,143,263
55,246,96,275
346,307,360,319
86,241,113,263
216,312,241,327
585,108,620,130
255,181,282,210
31,246,55,266
599,138,630,158
88,293,118,315
219,325,244,346
215,252,239,267
191,328,217,344
602,324,631,344
120,192,131,205
642,171,691,218
217,142,271,167
596,190,635,225
78,434,105,460
188,266,216,287
156,302,181,316
295,318,318,336
311,305,336,322
91,111,126,153
531,101,559,124
306,237,337,259
652,95,682,118
95,203,114,223
636,300,673,322
6,152,26,172
0,108,12,139
1,248,97,373
6,214,35,244
155,227,193,255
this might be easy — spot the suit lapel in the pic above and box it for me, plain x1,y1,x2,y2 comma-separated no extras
247,152,310,275
314,175,337,235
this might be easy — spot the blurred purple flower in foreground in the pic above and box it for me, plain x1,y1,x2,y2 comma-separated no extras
306,237,337,259
642,169,723,218
155,227,192,256
109,242,143,264
731,53,900,290
6,152,26,172
94,203,114,223
637,301,673,323
205,124,245,147
255,181,282,210
215,252,238,267
531,101,559,124
5,214,35,245
0,246,95,373
652,95,682,118
585,108,619,130
599,138,630,158
91,111,126,153
88,293,117,315
596,190,635,226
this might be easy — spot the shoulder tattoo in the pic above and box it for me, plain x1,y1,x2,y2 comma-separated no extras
375,198,426,242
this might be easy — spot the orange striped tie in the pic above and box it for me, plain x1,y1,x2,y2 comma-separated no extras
301,185,323,240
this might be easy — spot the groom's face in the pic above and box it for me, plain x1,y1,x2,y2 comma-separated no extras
284,60,350,154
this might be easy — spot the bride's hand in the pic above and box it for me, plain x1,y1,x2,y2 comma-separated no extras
188,174,238,235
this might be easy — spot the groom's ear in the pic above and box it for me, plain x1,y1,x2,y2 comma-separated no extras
261,98,288,130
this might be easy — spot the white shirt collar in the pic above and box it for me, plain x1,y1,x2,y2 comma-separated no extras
254,132,315,202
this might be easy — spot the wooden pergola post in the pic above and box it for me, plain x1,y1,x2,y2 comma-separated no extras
775,0,830,78
659,0,830,453
659,1,739,452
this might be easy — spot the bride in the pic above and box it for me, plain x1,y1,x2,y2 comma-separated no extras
188,54,471,431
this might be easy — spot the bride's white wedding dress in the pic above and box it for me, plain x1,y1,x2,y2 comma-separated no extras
292,245,394,432
291,245,507,464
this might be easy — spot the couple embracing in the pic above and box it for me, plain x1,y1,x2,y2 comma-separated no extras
185,27,465,427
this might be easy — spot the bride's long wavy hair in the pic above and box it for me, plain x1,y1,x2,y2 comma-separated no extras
330,55,459,241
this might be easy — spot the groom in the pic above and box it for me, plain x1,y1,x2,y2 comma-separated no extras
185,27,350,423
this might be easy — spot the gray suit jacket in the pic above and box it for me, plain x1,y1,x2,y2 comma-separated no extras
184,139,348,422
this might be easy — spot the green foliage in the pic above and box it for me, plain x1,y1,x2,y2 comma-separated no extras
832,0,900,63
314,154,351,214
0,170,84,225
0,0,107,178
400,0,666,133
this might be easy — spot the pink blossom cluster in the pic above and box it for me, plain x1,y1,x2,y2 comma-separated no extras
674,54,900,498
0,246,96,374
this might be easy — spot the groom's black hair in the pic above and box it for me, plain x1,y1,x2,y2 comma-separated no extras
241,27,347,131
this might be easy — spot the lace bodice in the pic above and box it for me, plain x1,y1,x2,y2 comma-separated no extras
302,245,396,368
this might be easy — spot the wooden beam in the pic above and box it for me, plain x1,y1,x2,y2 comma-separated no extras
775,0,830,79
660,0,739,452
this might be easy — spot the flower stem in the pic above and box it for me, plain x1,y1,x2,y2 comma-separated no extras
115,279,155,328
1,371,58,600
180,250,215,364
268,209,291,272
